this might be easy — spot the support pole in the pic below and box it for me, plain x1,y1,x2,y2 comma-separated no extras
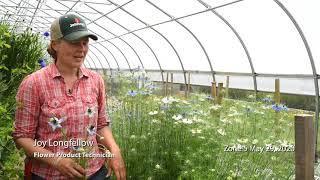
217,83,223,104
187,71,191,98
211,82,217,104
295,114,314,180
275,79,281,104
165,72,169,97
171,73,173,96
226,76,229,98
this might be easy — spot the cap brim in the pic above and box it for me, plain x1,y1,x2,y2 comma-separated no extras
64,31,98,41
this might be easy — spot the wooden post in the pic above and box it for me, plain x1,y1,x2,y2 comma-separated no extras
217,83,223,104
170,73,173,96
165,72,169,97
226,76,229,98
211,82,217,104
275,79,280,104
187,72,191,98
295,114,314,180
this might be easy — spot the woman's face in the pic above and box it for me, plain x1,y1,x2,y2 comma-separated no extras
53,37,89,69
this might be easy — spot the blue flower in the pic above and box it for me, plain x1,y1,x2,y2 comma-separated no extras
139,91,150,96
43,31,50,38
85,106,96,118
205,95,213,100
87,125,96,136
48,117,64,131
127,90,138,97
272,104,288,111
38,58,46,68
160,104,169,111
147,84,156,89
262,97,272,103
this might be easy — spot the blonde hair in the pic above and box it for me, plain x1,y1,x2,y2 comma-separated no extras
47,41,57,62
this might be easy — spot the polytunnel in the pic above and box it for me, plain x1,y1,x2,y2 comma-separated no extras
0,0,320,179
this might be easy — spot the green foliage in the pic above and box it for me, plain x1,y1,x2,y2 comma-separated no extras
106,74,310,179
0,22,45,179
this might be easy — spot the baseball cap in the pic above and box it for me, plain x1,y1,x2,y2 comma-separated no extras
50,14,98,41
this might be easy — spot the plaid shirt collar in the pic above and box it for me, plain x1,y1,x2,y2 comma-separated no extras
49,63,89,79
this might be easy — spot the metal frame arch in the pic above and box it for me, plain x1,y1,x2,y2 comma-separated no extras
196,0,258,95
86,53,99,69
37,3,110,73
53,0,132,71
105,40,132,71
272,0,320,157
4,0,53,31
88,48,105,71
76,4,144,70
106,0,188,90
85,2,164,82
145,0,215,82
97,43,120,71
85,54,96,69
90,44,112,70
85,56,94,68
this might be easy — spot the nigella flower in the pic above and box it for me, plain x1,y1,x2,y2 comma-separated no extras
138,91,149,96
38,58,46,68
86,124,104,139
85,106,96,118
245,106,254,113
262,97,272,103
127,90,137,97
160,104,169,111
87,125,96,136
205,95,213,100
72,145,85,152
43,31,50,38
148,111,158,115
172,114,183,121
146,84,156,91
48,117,65,131
217,128,226,136
272,104,288,111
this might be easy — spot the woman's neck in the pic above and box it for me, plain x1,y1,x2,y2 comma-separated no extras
55,61,79,78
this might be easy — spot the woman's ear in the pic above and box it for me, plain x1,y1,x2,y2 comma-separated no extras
51,40,60,51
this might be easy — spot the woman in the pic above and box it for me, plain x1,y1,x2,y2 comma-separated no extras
12,14,126,180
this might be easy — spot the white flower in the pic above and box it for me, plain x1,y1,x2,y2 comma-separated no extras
252,139,259,144
148,111,158,115
217,128,226,136
248,94,254,99
155,164,161,169
191,129,202,134
192,117,204,123
182,118,193,124
210,105,222,110
130,135,136,139
277,140,289,147
151,119,159,123
237,138,248,144
220,118,232,124
172,114,183,121
161,96,178,104
48,117,65,131
181,100,190,105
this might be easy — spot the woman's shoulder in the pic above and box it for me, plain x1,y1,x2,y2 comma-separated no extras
20,66,51,85
80,67,103,80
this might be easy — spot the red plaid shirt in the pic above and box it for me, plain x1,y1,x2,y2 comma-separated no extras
13,63,110,179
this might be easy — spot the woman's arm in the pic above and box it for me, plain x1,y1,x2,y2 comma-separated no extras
97,127,126,180
15,137,85,179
